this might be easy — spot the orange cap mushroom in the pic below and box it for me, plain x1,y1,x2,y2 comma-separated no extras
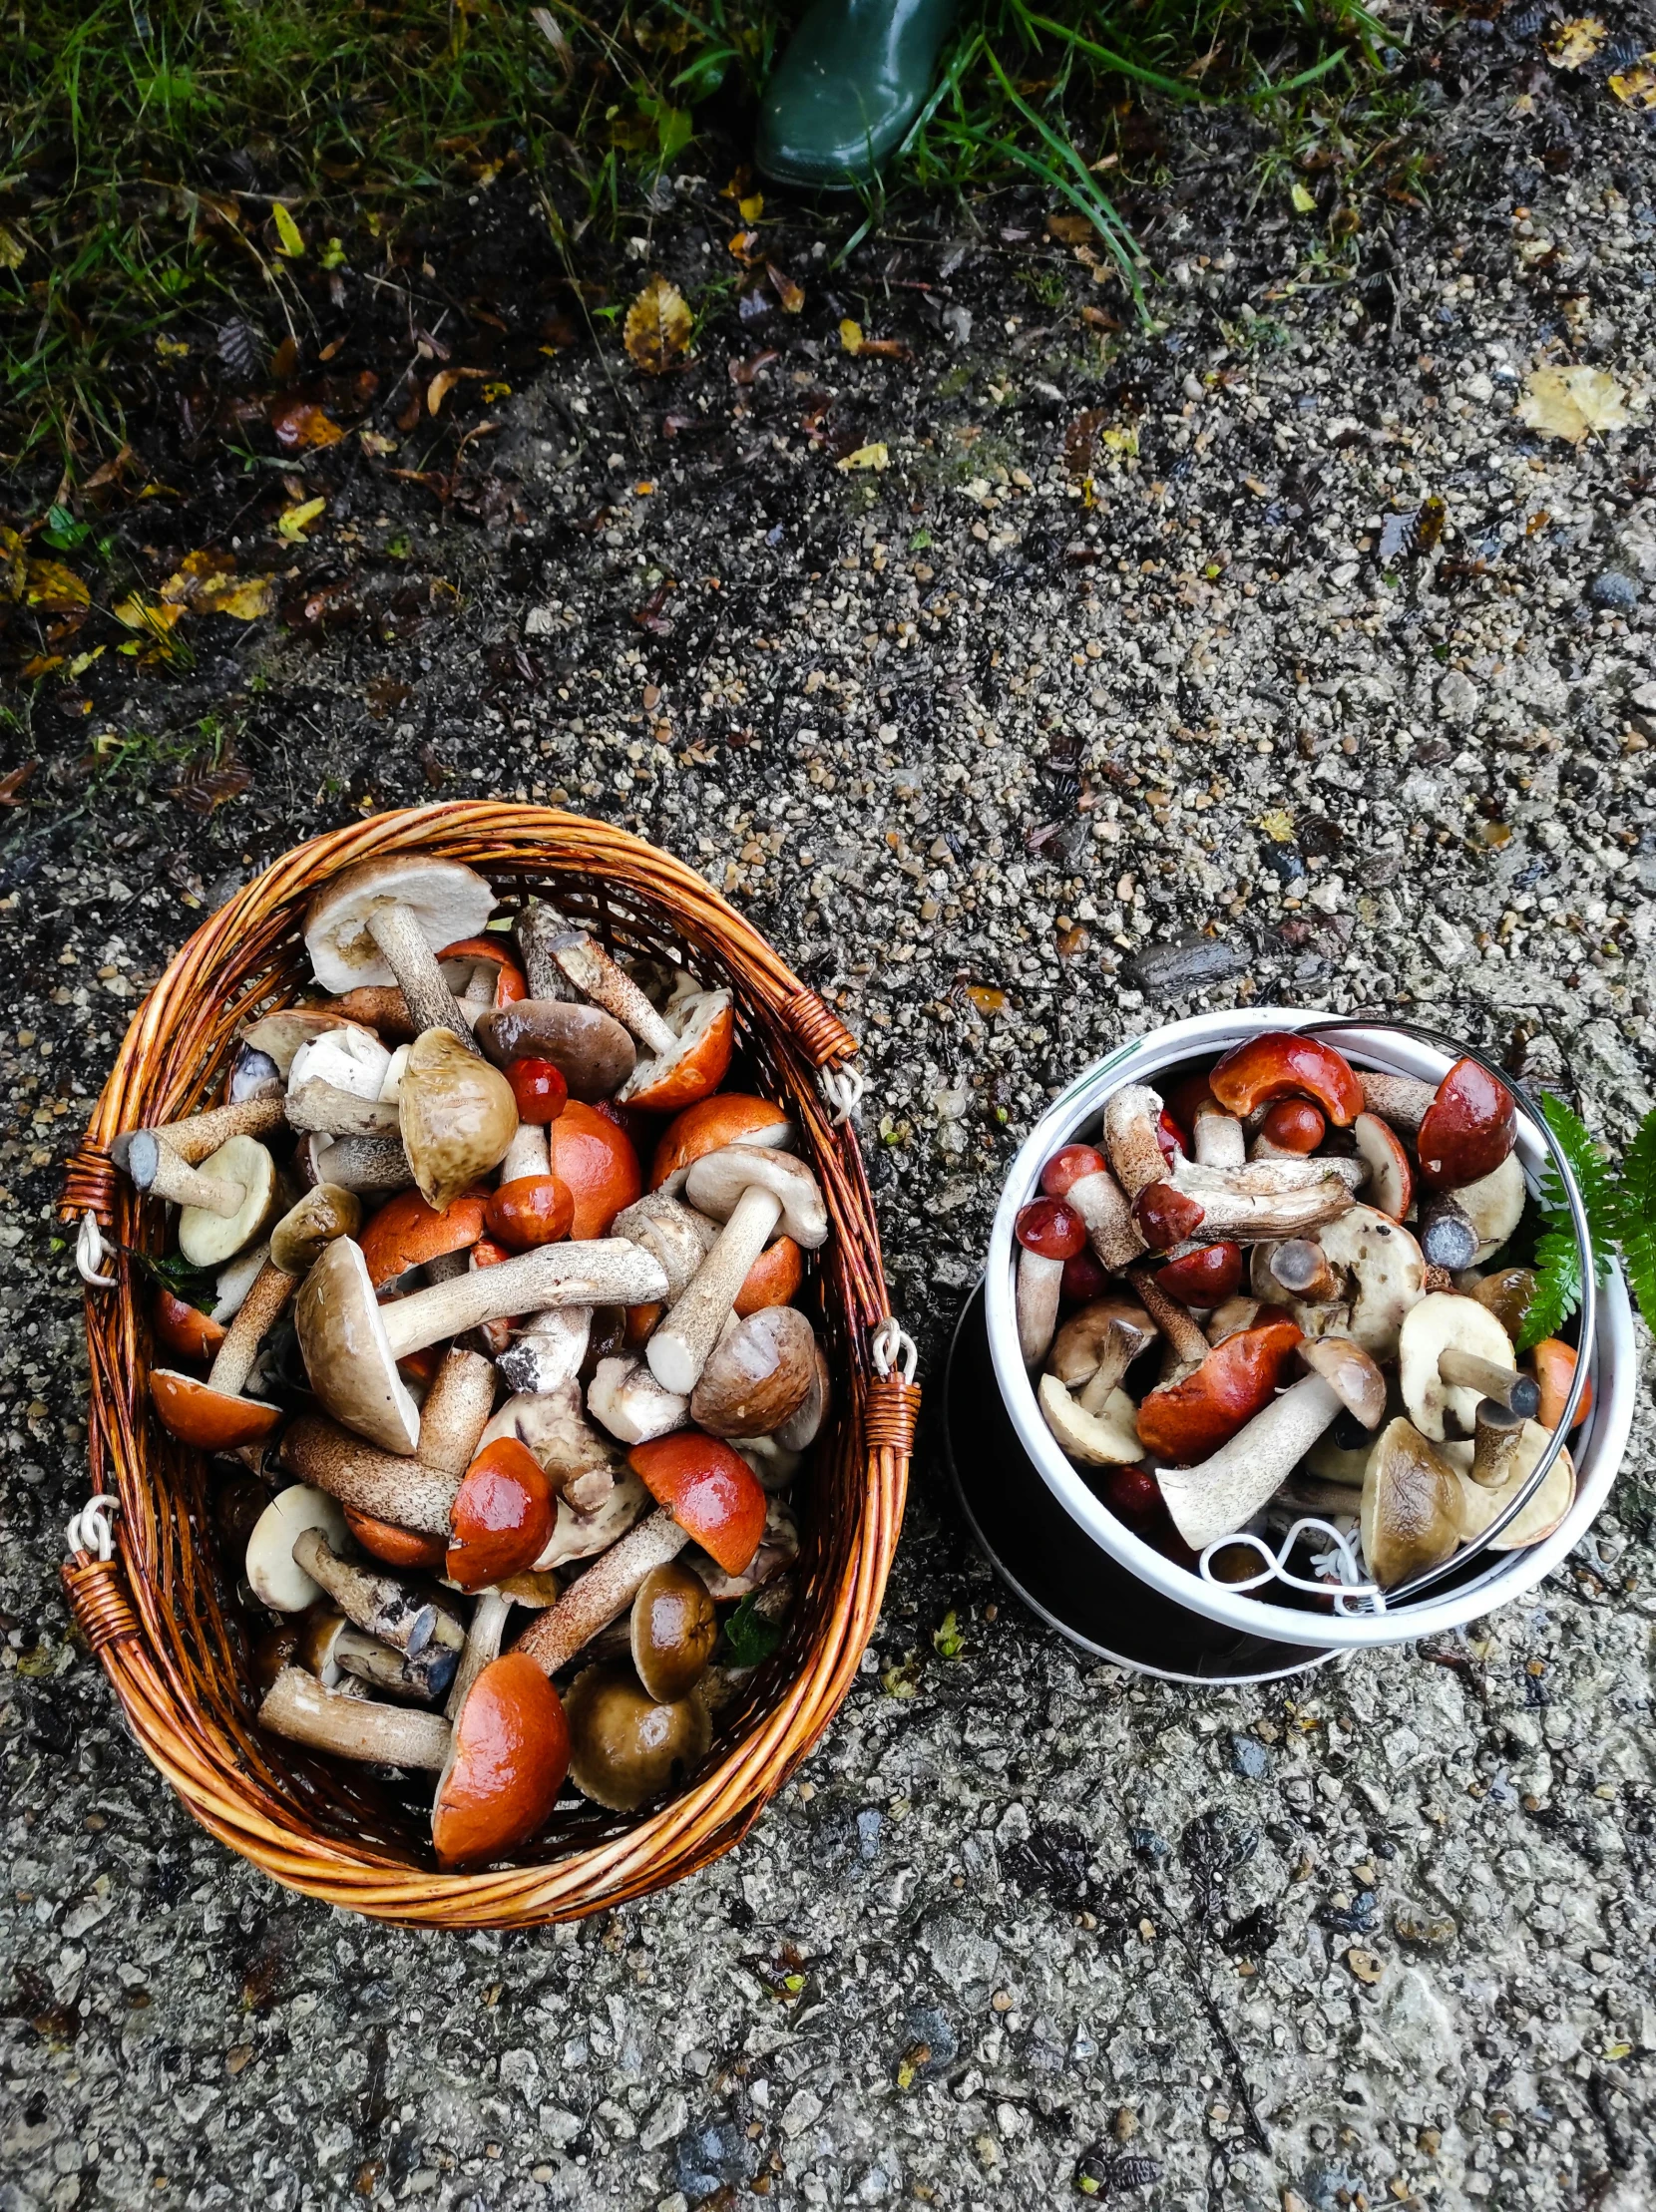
649,1093,794,1195
445,1436,557,1592
1208,1032,1364,1127
546,1100,642,1239
1134,1315,1305,1466
359,1185,490,1290
628,1430,767,1579
431,1653,569,1869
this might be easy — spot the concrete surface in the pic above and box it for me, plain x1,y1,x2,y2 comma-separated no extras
3,27,1655,2209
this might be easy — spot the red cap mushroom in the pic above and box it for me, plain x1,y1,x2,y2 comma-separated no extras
546,1100,643,1239
627,1431,767,1578
431,1652,570,1868
445,1436,557,1592
359,1185,490,1290
1152,1242,1243,1308
1208,1032,1364,1127
649,1092,795,1196
1415,1058,1517,1190
1134,1315,1305,1465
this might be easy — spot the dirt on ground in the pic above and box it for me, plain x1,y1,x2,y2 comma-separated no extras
3,7,1656,2209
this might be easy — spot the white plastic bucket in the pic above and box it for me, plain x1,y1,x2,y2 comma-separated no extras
984,1006,1636,1652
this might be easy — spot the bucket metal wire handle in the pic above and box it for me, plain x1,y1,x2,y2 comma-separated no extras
1201,1516,1383,1617
1286,1016,1597,1611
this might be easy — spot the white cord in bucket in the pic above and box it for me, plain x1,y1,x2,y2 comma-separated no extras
1199,1517,1386,1619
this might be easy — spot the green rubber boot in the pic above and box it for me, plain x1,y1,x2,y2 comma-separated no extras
755,0,960,190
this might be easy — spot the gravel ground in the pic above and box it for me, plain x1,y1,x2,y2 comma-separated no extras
5,18,1656,2209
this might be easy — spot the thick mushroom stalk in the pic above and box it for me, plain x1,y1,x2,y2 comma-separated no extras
647,1149,827,1396
1102,1084,1172,1201
259,1666,452,1769
299,1610,453,1703
1153,1336,1385,1549
303,854,496,1051
301,1133,415,1194
118,1094,287,1186
295,1235,667,1453
1160,1156,1360,1244
282,1346,502,1530
1470,1397,1526,1488
290,1528,465,1696
514,1509,694,1676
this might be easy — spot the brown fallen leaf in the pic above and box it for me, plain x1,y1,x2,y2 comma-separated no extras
169,752,251,814
1080,305,1120,333
767,262,804,313
0,525,25,598
966,984,1006,1015
1045,212,1092,245
727,228,762,264
623,274,693,376
426,366,490,416
270,334,300,382
632,581,674,634
729,350,780,387
0,761,38,804
25,559,90,613
1516,365,1630,444
270,398,346,450
161,549,235,602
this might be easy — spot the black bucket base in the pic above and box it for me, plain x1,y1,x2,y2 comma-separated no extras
942,1283,1335,1684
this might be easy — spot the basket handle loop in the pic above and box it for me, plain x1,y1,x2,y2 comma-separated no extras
819,1063,865,1127
77,1211,117,1289
870,1316,918,1386
62,1498,144,1659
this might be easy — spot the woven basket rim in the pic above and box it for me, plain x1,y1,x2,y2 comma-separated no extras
65,802,917,1926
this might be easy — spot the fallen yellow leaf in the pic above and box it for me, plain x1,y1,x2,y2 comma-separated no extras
199,573,279,620
67,645,106,678
155,334,190,359
277,496,326,542
840,318,865,355
622,274,693,376
113,595,184,632
738,191,764,222
1516,364,1631,444
359,430,398,457
161,549,235,603
0,220,28,270
1291,182,1317,213
25,559,90,613
836,442,889,472
1609,55,1656,105
0,526,25,598
272,201,305,256
1257,809,1296,843
1545,15,1606,67
768,262,804,313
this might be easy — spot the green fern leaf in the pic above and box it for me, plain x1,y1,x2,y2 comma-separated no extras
1615,1107,1656,1335
1534,1091,1617,1280
1517,1227,1582,1350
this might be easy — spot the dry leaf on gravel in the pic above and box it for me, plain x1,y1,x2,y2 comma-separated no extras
277,496,326,542
113,595,184,633
836,443,889,473
1545,16,1606,67
623,275,692,375
1609,55,1656,105
0,762,38,805
767,263,804,313
1516,365,1630,444
427,367,490,415
1045,213,1092,245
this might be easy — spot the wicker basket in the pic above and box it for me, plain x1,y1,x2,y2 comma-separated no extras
58,803,918,1928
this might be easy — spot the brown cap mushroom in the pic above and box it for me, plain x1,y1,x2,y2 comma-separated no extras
303,854,495,1046
564,1663,711,1813
647,1149,828,1395
1037,1373,1142,1465
396,1028,518,1214
548,932,734,1111
296,1234,666,1453
690,1306,817,1439
630,1561,718,1702
148,1133,277,1270
1360,1419,1466,1588
1047,1297,1156,1413
268,1183,362,1275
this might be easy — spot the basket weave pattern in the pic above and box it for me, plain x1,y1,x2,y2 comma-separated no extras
59,803,917,1926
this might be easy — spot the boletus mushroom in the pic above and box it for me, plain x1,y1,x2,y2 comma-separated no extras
1360,1418,1466,1588
564,1663,712,1813
289,1527,466,1696
1155,1336,1386,1551
1208,1031,1364,1127
649,1093,794,1196
398,1028,519,1213
259,1665,452,1769
244,1485,350,1614
1134,1315,1306,1467
303,853,496,1049
1398,1292,1532,1442
147,1132,278,1270
549,932,734,1111
630,1561,718,1701
690,1305,819,1439
1014,1197,1085,1366
431,1651,570,1869
647,1149,828,1396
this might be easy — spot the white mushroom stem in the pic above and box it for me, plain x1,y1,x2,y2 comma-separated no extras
260,1665,451,1768
1156,1373,1344,1550
554,934,677,1056
380,1240,666,1360
1174,1155,1366,1199
290,1528,463,1659
1017,1248,1064,1367
1192,1103,1247,1169
1102,1085,1169,1200
1167,1170,1356,1242
501,1121,551,1181
498,1306,592,1396
135,1147,247,1216
285,1081,401,1137
586,1356,688,1444
515,1510,689,1676
364,901,481,1052
120,1095,286,1176
1067,1166,1146,1272
445,1587,513,1720
647,1186,781,1395
305,1134,414,1192
207,1262,294,1398
1358,1070,1437,1134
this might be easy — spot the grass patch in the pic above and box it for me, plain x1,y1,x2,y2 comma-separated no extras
4,0,1386,469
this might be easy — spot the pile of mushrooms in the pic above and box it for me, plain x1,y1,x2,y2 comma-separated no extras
120,855,829,1866
1019,1031,1588,1599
